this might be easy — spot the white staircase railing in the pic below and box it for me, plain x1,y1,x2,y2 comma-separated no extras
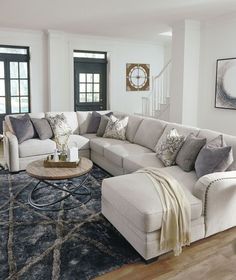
141,60,171,120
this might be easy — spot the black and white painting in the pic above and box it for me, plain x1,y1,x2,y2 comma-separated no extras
215,57,236,109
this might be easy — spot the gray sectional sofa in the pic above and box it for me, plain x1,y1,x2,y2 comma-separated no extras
3,111,236,261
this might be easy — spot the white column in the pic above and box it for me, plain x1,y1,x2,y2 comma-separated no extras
169,20,201,126
47,30,71,111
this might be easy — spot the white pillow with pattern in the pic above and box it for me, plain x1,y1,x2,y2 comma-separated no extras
46,113,72,136
103,115,129,141
156,128,185,167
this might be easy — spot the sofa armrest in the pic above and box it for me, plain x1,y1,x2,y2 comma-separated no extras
193,171,236,237
4,131,20,172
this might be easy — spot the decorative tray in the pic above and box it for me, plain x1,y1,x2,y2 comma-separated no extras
44,155,80,168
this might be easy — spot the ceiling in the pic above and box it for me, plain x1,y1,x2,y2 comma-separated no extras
1,0,236,42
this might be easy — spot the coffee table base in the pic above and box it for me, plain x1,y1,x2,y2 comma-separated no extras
28,174,91,211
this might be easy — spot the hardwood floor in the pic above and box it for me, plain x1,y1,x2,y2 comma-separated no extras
95,227,236,280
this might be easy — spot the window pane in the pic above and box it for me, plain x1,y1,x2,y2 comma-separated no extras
20,97,29,113
79,73,86,82
80,94,86,103
20,80,28,96
73,52,105,59
0,80,5,96
0,47,27,54
87,94,93,102
10,62,19,78
11,97,19,113
0,97,6,113
94,74,100,83
80,83,86,92
94,84,100,93
87,84,92,92
0,62,4,78
87,74,93,83
94,94,100,102
11,80,19,96
19,62,28,78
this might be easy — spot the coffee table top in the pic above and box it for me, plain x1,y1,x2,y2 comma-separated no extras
26,157,93,180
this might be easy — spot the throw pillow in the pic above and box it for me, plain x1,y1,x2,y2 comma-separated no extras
9,114,35,144
87,111,113,134
156,128,185,167
103,115,129,140
176,133,206,172
31,118,53,140
195,135,233,178
46,113,72,137
96,115,110,137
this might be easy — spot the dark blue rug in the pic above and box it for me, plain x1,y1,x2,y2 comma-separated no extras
0,165,141,280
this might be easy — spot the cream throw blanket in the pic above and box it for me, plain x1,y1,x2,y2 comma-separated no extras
136,167,191,256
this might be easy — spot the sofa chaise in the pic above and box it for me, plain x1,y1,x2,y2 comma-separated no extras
3,111,236,261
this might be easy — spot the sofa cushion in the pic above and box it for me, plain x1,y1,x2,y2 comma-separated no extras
87,111,113,133
176,133,206,172
156,128,185,167
102,173,202,233
133,118,167,151
77,111,111,135
46,112,79,134
10,114,35,144
46,113,73,137
31,118,53,140
126,115,143,143
96,115,110,137
195,135,233,179
162,165,198,193
103,115,129,140
198,129,236,171
90,137,129,156
155,123,199,152
123,153,164,173
104,144,152,168
19,139,56,158
67,134,90,150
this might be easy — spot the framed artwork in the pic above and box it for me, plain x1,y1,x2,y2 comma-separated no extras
126,63,150,91
215,57,236,110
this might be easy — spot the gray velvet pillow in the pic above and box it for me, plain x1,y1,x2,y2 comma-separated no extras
31,118,53,140
96,115,110,137
9,114,35,144
87,111,112,134
176,133,206,172
195,135,233,178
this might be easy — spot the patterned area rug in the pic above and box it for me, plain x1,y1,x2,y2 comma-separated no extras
0,165,141,280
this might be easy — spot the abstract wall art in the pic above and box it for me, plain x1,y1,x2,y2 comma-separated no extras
215,57,236,110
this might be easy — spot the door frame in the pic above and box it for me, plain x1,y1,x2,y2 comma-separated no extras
73,50,107,111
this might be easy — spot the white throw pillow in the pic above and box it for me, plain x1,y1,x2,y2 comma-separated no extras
46,113,72,137
156,128,185,167
103,115,129,141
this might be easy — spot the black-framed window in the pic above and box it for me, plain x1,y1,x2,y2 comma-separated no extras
0,45,30,115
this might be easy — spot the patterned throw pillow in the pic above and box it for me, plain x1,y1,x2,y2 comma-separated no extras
156,128,185,167
46,113,72,136
103,115,129,140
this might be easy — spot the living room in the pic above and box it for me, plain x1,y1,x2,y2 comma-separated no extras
1,0,236,279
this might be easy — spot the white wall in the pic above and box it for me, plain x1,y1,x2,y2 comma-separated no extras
198,18,236,135
0,28,48,112
48,31,165,114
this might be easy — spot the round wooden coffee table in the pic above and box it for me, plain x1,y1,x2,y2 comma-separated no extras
26,157,93,211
